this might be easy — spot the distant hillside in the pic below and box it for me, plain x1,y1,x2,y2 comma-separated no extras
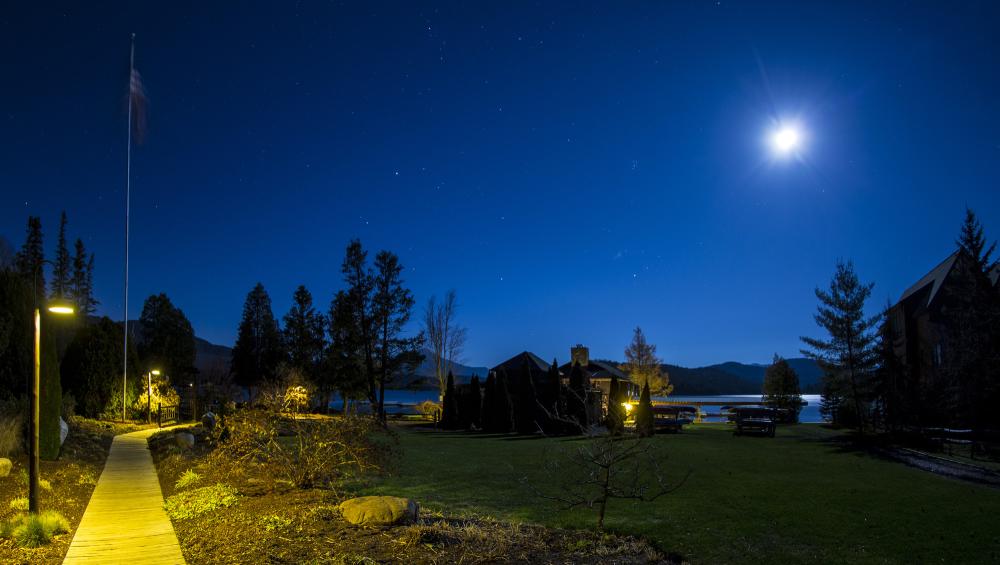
390,349,488,389
665,358,823,395
194,337,231,374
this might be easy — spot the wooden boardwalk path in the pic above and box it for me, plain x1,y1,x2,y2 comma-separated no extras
63,428,186,564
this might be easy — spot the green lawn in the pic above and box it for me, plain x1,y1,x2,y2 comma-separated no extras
361,424,1000,564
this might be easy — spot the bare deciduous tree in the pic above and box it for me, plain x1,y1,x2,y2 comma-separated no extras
424,290,467,399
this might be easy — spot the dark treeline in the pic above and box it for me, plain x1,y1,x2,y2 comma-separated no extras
1,213,199,460
230,239,424,422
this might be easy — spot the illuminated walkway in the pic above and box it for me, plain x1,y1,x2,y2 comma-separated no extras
63,428,185,564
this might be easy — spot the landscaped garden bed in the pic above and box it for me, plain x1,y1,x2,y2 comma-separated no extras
149,414,673,564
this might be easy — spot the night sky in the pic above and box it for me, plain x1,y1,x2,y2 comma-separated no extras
2,2,999,367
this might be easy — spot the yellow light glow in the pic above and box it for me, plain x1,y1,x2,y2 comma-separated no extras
151,370,161,376
622,402,634,413
47,305,75,315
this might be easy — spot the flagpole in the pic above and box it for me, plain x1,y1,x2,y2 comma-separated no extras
122,33,135,423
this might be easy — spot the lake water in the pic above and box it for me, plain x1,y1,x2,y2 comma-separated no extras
331,391,827,423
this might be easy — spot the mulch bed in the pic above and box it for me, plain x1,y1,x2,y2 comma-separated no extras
0,418,141,564
150,424,678,564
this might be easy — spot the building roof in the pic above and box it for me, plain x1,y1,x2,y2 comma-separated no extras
897,251,959,308
558,360,627,381
491,351,551,375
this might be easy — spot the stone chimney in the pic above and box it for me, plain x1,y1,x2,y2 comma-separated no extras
570,344,589,367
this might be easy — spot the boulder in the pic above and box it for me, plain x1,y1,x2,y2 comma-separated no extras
338,496,419,527
175,431,195,449
59,417,69,446
0,457,11,478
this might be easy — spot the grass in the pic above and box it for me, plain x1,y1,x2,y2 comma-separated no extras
0,510,70,547
163,483,240,521
362,423,1000,564
175,468,201,490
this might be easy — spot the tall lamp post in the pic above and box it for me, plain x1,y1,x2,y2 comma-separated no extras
147,369,160,423
30,261,75,514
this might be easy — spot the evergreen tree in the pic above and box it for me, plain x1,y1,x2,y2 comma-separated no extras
492,370,514,433
0,270,32,399
137,293,197,383
15,216,45,299
761,354,803,423
231,283,285,399
542,358,563,434
957,207,997,273
38,316,62,460
0,236,14,270
605,375,625,434
634,381,655,437
70,239,98,315
371,250,423,421
51,212,71,300
943,209,1000,428
801,260,880,434
283,285,326,381
465,375,482,430
340,240,377,405
441,371,459,429
514,361,539,434
62,317,139,418
482,372,497,431
327,290,368,412
567,361,591,431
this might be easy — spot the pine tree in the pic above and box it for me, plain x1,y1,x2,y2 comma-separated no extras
482,372,497,431
493,370,514,433
514,361,538,434
606,375,625,434
137,293,197,382
231,283,285,399
466,375,482,430
568,361,591,431
341,240,376,405
801,260,880,434
70,239,98,315
15,216,45,299
543,359,563,434
441,371,459,429
761,354,803,423
51,212,71,300
957,207,997,273
944,209,1000,428
283,285,326,381
39,319,62,460
634,381,655,437
327,290,368,412
371,250,422,421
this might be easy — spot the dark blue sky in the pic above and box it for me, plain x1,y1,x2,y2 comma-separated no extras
2,2,998,367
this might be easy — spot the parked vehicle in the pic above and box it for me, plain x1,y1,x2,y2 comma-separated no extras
652,405,697,433
730,406,777,437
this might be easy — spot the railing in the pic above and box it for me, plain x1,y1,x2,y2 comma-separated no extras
157,403,179,427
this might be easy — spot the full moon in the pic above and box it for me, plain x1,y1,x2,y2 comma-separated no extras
771,126,801,155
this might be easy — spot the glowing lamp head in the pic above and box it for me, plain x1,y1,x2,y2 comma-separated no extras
151,370,161,376
771,126,800,154
46,302,75,315
622,402,634,414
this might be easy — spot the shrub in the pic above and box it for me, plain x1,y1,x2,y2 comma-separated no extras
39,478,52,491
175,469,201,490
0,413,22,457
163,483,239,521
9,497,28,511
0,510,70,547
416,400,441,423
213,410,395,491
259,514,292,531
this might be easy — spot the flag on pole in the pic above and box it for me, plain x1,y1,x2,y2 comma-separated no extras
129,67,147,144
